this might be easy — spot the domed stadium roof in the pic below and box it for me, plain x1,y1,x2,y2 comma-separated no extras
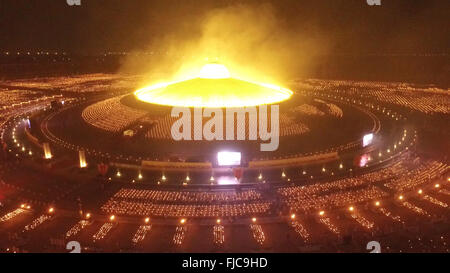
134,63,293,108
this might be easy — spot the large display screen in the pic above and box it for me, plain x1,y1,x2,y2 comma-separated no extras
217,152,241,166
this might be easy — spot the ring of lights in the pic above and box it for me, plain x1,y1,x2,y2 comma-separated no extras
39,91,385,174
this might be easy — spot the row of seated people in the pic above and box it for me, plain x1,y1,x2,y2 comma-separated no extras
384,161,448,191
111,188,262,203
144,112,310,140
301,99,343,118
276,160,416,211
1,74,132,92
252,137,359,162
101,200,272,217
281,185,388,213
0,90,41,108
82,96,147,132
0,90,58,109
324,101,344,118
302,79,449,114
278,160,448,213
279,113,310,136
276,158,436,200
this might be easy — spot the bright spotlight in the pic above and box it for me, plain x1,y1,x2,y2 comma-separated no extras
362,133,374,147
217,151,241,166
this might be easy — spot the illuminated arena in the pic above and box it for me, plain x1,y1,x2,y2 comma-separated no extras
0,1,449,256
1,71,448,253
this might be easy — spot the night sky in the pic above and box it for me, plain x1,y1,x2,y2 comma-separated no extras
0,0,449,54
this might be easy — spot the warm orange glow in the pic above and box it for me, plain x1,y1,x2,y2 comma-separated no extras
43,143,52,159
399,195,404,200
290,213,296,219
79,150,87,168
180,218,186,224
375,201,380,206
348,206,354,212
145,217,150,224
319,210,325,216
216,219,221,224
418,189,423,194
252,217,257,223
48,207,54,213
134,63,293,108
110,215,115,221
86,213,91,219
435,184,440,188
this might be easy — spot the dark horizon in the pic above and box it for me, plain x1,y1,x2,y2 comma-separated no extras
0,0,449,54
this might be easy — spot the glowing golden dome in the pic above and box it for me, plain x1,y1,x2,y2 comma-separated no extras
198,63,231,79
134,63,293,108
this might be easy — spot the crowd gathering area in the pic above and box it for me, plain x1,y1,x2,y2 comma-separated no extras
0,74,449,253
